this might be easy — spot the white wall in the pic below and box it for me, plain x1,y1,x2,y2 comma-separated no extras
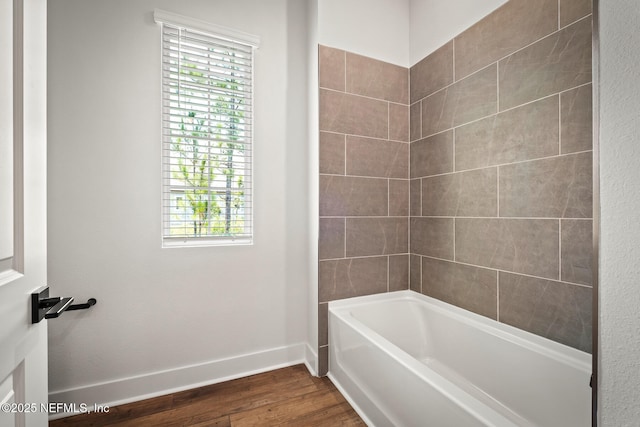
47,0,309,408
409,0,507,66
317,0,507,67
318,0,410,67
598,0,640,424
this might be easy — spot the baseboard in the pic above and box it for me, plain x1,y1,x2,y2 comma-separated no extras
303,342,318,376
48,342,307,420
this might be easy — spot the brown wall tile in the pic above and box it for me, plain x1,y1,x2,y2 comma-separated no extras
455,96,560,171
320,89,388,139
410,179,422,217
499,17,592,110
389,255,409,292
320,175,388,217
319,218,345,260
346,136,408,179
389,179,409,216
561,84,593,154
499,152,592,218
410,254,422,292
319,303,328,347
318,346,328,376
410,102,421,141
390,103,409,142
456,218,559,279
422,64,497,136
410,217,454,259
422,257,498,319
319,257,388,302
562,219,593,286
422,168,497,217
347,52,408,104
346,218,408,257
319,45,345,91
499,272,592,352
410,131,453,178
560,0,592,28
410,41,453,103
454,0,558,80
319,132,345,175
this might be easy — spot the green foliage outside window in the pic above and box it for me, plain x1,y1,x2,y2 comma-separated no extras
168,51,249,238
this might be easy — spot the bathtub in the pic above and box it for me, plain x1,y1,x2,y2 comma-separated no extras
328,290,591,427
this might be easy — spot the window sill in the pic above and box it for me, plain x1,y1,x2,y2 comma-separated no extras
162,237,253,248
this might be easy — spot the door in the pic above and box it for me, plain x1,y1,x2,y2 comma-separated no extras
0,0,48,426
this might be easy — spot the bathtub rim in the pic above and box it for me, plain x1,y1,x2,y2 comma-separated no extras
329,290,592,371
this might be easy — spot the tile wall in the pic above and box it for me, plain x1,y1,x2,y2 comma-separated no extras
318,46,410,375
317,0,593,374
410,0,593,353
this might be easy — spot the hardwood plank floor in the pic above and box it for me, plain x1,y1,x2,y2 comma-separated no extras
49,365,365,426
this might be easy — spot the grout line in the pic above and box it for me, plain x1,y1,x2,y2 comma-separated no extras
321,214,593,221
387,256,390,292
320,254,402,262
393,149,595,179
418,255,592,289
496,61,500,112
419,178,423,216
343,218,347,258
452,127,456,172
343,50,346,91
497,166,500,217
558,94,563,154
558,0,561,30
320,173,410,181
387,102,390,141
321,129,411,144
320,86,410,106
321,215,419,219
419,100,423,140
559,220,562,281
343,134,347,175
496,274,500,321
559,13,593,31
452,39,456,82
557,81,592,95
419,255,423,294
410,215,592,221
453,218,456,261
387,179,390,217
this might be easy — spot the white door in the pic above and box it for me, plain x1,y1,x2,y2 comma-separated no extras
0,0,48,426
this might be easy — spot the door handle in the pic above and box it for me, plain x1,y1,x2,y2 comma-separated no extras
43,297,74,319
31,286,97,323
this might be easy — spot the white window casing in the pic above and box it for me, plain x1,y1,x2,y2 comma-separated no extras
155,10,259,247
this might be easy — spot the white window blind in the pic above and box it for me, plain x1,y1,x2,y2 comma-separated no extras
157,13,256,247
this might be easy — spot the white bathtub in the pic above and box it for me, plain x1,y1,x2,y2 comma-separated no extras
328,290,592,427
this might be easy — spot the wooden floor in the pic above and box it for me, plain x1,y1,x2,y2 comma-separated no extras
48,365,365,426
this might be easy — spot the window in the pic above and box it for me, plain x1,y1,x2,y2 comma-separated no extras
155,10,259,247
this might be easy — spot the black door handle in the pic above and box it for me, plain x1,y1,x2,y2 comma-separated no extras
44,297,74,319
31,286,97,323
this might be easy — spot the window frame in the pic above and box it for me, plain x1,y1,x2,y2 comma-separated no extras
154,10,259,248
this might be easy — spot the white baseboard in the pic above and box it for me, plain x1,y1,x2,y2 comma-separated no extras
304,342,318,376
49,342,307,420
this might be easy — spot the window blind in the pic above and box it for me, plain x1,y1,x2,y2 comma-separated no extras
159,19,255,246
